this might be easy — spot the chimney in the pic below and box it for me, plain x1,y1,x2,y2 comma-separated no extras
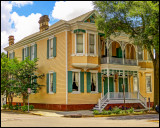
8,35,14,46
38,15,50,32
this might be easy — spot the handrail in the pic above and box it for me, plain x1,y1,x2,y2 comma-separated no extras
139,92,147,107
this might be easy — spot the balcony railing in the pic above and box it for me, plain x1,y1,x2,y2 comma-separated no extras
101,57,137,66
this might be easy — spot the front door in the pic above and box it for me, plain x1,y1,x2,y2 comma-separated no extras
104,77,114,95
119,77,128,92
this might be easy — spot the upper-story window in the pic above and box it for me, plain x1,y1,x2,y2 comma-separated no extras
30,44,35,60
9,51,14,60
76,34,83,54
89,34,95,54
138,46,143,60
49,38,53,58
24,47,28,59
147,51,152,61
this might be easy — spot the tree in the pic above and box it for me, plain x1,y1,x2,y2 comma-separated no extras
93,1,159,107
1,52,18,106
13,57,44,105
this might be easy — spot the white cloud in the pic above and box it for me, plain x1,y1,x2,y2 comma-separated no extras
52,1,94,21
1,1,41,53
11,1,33,7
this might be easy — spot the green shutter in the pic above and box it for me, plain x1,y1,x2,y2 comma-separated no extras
68,71,72,93
53,37,56,57
98,73,102,93
46,73,49,93
80,72,84,93
87,72,91,93
22,48,24,61
53,72,56,93
27,47,29,58
104,77,108,95
119,48,122,58
34,44,37,59
125,78,128,92
13,52,15,58
47,39,49,59
30,46,31,60
119,78,123,92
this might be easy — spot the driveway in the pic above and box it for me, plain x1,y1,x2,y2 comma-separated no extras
1,111,159,127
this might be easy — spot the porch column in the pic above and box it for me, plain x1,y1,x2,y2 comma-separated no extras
137,72,140,99
107,38,109,64
136,46,139,65
107,68,109,99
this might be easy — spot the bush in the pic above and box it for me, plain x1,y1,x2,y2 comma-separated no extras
18,106,21,110
21,105,28,112
13,105,19,110
93,110,100,115
102,109,108,115
2,104,8,110
107,110,112,115
112,106,121,114
9,105,13,110
29,105,34,110
129,107,134,113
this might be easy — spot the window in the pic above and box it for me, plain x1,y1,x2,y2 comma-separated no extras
76,34,83,54
133,77,138,92
138,46,143,60
9,52,14,59
49,73,54,93
91,73,97,92
30,45,34,60
72,72,80,91
146,74,152,92
24,47,27,59
49,38,53,57
89,34,95,54
147,51,152,61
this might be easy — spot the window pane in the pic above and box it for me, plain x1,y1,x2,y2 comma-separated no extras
76,34,83,53
91,73,96,91
89,34,95,54
72,72,79,91
50,39,53,57
50,73,53,92
146,76,151,92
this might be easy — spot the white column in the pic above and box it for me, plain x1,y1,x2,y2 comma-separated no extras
107,39,109,64
107,68,110,99
137,72,140,99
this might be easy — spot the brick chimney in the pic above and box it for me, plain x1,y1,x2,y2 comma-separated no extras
38,15,50,32
8,35,14,46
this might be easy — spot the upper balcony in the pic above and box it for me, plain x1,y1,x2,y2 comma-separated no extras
101,41,138,66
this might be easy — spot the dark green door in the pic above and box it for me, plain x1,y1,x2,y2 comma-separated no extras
104,77,108,95
109,77,114,92
119,77,128,92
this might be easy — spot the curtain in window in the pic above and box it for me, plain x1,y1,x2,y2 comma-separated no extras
72,72,79,91
89,34,94,54
76,34,83,53
91,73,96,91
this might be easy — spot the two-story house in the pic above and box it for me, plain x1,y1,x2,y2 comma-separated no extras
4,10,154,111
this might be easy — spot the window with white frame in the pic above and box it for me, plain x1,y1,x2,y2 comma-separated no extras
89,34,95,54
49,73,54,93
30,45,34,60
24,47,28,59
133,77,138,92
49,38,53,57
91,73,97,92
146,74,152,92
76,34,83,54
138,46,143,60
72,72,80,91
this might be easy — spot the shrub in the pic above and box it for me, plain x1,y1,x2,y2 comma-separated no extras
29,105,34,110
13,105,19,110
18,106,21,110
102,109,108,115
21,105,28,112
2,104,8,110
129,107,134,113
9,105,13,110
93,110,100,115
112,106,121,114
107,110,112,115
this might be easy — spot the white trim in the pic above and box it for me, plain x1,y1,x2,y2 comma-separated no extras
48,35,54,39
89,70,98,73
145,73,152,93
66,31,68,104
71,69,81,72
48,71,55,94
88,32,97,56
30,42,35,46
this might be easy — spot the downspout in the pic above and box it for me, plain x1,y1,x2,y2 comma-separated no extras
66,30,68,106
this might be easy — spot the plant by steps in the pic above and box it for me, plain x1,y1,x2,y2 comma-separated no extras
93,110,100,115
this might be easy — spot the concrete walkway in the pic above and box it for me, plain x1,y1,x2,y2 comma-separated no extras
29,109,94,117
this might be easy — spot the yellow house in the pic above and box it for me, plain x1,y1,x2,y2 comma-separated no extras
4,10,154,111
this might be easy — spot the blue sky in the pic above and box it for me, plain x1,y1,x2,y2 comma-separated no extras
1,1,94,53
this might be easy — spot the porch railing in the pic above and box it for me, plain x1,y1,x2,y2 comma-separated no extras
139,93,147,107
101,57,137,66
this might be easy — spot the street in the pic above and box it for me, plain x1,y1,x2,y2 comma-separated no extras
1,111,159,127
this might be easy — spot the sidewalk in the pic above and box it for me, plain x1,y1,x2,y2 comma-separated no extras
29,109,94,117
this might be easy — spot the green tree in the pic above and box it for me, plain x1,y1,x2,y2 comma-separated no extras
13,57,44,105
1,52,18,106
93,1,159,107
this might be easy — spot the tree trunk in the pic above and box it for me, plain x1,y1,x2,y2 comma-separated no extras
22,93,28,106
153,54,159,108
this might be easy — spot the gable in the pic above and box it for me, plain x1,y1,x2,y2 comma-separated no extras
84,13,96,23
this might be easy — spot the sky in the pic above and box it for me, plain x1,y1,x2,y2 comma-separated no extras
1,1,94,53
